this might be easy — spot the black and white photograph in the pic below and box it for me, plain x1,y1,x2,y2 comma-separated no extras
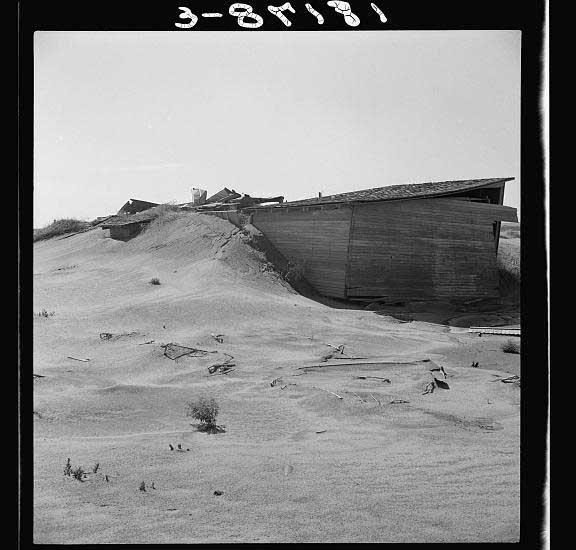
21,1,548,545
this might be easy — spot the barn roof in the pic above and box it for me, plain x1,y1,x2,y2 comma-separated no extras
269,178,514,208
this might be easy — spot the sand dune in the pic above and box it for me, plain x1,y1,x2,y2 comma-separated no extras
33,212,520,543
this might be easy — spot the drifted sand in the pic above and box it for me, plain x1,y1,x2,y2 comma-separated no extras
33,213,520,543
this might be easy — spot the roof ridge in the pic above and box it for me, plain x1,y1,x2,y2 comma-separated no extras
277,177,515,207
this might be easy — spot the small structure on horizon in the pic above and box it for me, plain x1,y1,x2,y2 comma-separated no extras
191,188,207,206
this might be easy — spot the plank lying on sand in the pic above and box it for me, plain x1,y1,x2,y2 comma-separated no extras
468,327,521,336
298,359,432,370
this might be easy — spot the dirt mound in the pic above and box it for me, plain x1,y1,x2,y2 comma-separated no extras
33,210,520,544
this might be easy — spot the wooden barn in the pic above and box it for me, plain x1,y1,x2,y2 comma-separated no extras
247,178,517,301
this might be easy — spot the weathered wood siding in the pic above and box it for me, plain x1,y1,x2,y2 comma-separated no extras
346,198,517,300
251,206,352,298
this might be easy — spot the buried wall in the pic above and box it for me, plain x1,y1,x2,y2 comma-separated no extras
250,205,353,298
108,222,144,241
251,198,517,301
346,198,517,300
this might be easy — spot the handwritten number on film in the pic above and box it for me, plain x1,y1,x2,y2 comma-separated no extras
268,3,296,27
229,3,264,28
175,7,198,28
174,2,387,29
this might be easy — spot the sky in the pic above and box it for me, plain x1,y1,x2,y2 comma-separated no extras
34,30,521,227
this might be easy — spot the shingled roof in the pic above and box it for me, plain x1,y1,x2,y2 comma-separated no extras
273,178,514,208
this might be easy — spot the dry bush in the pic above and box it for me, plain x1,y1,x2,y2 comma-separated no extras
34,219,90,242
501,340,520,354
36,309,55,318
71,466,86,482
185,396,220,430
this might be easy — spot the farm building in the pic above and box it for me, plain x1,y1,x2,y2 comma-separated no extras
99,209,160,240
246,178,517,301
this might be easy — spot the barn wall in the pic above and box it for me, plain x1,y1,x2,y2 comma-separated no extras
346,198,517,300
251,206,353,298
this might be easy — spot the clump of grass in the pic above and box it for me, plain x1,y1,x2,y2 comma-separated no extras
34,219,90,242
141,203,187,232
71,466,86,482
149,277,161,285
185,396,224,434
36,309,55,318
501,340,520,354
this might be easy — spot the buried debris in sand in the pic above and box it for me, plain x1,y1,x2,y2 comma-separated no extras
161,343,214,360
99,331,142,341
422,375,451,394
491,374,521,386
355,375,391,383
208,353,236,375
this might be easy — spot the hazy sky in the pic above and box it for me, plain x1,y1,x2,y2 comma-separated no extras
34,30,520,227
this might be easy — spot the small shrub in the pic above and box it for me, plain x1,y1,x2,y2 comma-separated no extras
71,466,85,482
186,396,219,426
149,277,161,285
63,458,72,477
36,309,55,318
501,340,520,354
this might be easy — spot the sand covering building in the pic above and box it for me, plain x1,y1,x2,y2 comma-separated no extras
102,178,517,300
245,178,517,300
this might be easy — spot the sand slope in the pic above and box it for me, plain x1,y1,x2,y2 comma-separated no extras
33,213,520,543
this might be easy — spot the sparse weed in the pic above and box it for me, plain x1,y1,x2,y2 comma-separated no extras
501,340,520,354
71,466,86,482
36,309,55,318
63,458,72,477
93,462,100,474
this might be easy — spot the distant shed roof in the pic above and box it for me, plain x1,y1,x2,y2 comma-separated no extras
206,188,240,204
118,198,159,215
99,209,160,228
269,178,514,208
